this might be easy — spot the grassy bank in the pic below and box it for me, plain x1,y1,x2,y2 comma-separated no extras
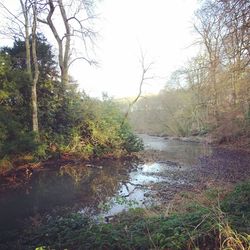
1,181,249,250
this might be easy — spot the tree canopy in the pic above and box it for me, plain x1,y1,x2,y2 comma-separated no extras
0,34,143,166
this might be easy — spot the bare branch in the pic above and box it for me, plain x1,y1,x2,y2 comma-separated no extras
37,17,48,24
122,52,154,126
0,2,25,26
68,56,97,67
36,0,97,86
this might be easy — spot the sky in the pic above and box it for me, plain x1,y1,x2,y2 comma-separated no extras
0,0,199,98
73,0,199,98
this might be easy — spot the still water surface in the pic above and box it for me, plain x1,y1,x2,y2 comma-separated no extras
0,135,211,231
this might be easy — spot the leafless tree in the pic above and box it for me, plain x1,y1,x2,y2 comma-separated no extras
219,0,250,66
122,51,154,126
194,0,225,122
37,0,97,87
31,0,39,133
219,0,250,107
1,0,40,134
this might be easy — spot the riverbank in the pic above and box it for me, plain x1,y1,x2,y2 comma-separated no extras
136,135,250,206
1,181,249,250
1,132,248,179
0,153,139,193
0,135,249,249
1,135,249,209
159,133,250,152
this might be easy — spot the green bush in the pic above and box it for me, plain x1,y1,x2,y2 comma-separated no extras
120,129,144,153
1,39,143,160
221,181,250,232
35,143,48,159
3,132,38,155
2,182,250,249
0,110,38,157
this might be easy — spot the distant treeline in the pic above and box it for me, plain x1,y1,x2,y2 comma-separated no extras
129,0,250,142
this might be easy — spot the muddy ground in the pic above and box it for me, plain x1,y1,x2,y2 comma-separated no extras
0,136,249,208
137,145,250,204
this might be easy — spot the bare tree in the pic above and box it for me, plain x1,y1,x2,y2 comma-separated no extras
219,0,250,107
195,0,250,112
194,0,225,123
37,0,97,87
1,0,40,134
0,0,97,133
31,0,39,133
122,52,154,126
220,0,250,67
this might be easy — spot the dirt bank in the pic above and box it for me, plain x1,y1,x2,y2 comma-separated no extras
136,145,250,204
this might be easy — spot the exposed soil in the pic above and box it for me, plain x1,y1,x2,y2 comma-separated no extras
136,141,250,204
0,135,249,212
0,135,249,250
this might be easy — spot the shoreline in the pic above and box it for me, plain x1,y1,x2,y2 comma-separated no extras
1,134,249,192
138,132,250,152
0,153,139,192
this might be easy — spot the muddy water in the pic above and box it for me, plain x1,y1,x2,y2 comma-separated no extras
0,135,212,231
141,134,211,165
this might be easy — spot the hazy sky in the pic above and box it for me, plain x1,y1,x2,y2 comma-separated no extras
0,0,199,98
73,0,199,98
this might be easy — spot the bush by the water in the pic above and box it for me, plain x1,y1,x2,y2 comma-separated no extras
0,38,143,169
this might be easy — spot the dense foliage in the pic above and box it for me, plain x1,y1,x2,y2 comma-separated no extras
0,36,143,169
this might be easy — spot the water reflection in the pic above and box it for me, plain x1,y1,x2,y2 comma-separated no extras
0,136,212,232
139,134,212,165
59,164,92,185
0,161,133,231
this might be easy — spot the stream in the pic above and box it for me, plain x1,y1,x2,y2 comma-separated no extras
1,134,249,234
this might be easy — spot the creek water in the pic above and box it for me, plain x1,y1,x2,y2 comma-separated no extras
0,134,212,231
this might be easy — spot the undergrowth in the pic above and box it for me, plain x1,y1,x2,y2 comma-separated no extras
0,181,249,250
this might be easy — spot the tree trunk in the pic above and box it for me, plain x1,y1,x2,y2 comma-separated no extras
20,0,39,133
58,0,70,87
20,0,39,134
20,0,32,78
31,1,39,133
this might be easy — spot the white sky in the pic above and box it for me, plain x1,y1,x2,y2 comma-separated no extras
73,0,199,98
0,0,199,98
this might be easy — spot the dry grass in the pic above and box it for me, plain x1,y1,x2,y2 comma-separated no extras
220,223,250,250
167,181,234,214
0,156,13,174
